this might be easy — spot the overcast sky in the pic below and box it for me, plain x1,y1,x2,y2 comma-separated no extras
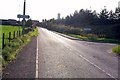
0,0,120,22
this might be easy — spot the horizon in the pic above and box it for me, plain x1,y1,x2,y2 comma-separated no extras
0,0,120,22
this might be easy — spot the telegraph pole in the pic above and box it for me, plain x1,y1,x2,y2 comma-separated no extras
22,0,26,35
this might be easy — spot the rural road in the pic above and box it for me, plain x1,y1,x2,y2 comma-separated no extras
37,27,118,78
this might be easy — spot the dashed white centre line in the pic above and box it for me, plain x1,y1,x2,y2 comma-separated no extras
77,54,116,79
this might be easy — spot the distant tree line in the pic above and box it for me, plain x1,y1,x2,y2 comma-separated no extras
41,7,120,39
60,7,120,26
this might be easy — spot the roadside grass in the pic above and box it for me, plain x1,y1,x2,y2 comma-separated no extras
0,26,1,45
67,34,120,44
1,27,38,68
112,45,120,55
0,25,22,49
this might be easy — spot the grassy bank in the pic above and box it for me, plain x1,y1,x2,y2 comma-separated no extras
67,34,120,44
2,27,38,68
112,45,120,55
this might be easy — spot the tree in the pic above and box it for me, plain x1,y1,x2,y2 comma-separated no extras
99,7,109,19
109,10,115,19
115,7,120,19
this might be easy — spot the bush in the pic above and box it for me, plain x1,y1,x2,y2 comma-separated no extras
1,57,7,67
2,46,13,61
11,41,20,49
17,37,23,44
112,45,120,55
7,53,16,61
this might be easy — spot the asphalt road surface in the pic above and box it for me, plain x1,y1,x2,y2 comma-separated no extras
37,27,118,78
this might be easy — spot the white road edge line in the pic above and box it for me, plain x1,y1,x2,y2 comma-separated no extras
76,53,117,80
36,35,39,78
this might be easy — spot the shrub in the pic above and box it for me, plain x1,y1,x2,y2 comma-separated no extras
2,45,12,61
1,57,7,67
112,45,120,55
11,41,20,49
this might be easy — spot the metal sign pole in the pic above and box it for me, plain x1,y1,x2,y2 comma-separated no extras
17,0,30,34
22,0,26,35
18,18,20,36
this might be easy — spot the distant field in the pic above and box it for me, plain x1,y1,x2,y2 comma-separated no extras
0,25,22,48
2,25,22,36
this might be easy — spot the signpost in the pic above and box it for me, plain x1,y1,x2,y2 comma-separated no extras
22,0,26,35
17,0,30,35
17,14,30,19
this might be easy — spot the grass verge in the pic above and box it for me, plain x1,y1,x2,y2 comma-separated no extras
2,27,38,68
112,45,120,55
67,34,120,44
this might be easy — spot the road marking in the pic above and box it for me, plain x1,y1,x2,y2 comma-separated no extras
75,52,117,79
36,36,39,78
53,33,117,79
38,28,117,79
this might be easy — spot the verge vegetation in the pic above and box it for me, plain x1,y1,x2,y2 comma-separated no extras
1,26,38,68
112,45,120,55
67,34,120,44
0,25,22,48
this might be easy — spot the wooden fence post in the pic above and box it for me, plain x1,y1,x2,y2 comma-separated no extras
17,31,18,37
19,31,20,36
2,33,5,49
9,32,11,43
13,31,15,39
